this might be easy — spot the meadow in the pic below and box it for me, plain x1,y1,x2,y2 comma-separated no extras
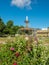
0,36,49,65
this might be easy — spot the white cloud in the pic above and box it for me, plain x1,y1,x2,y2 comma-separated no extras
11,0,32,9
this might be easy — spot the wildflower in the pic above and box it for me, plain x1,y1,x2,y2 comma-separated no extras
13,62,17,65
25,36,29,41
10,47,15,51
15,52,20,57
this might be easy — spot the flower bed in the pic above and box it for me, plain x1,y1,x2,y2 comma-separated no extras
0,36,49,65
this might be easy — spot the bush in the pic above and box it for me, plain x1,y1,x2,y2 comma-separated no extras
0,37,49,65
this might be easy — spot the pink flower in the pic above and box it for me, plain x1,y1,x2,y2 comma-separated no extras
15,52,20,57
13,62,17,65
10,47,15,51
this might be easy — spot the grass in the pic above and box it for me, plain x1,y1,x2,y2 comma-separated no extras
0,36,49,44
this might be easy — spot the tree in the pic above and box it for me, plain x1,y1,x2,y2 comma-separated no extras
5,20,14,36
12,26,20,34
0,18,25,36
3,27,9,34
7,20,13,28
0,18,5,36
0,18,5,32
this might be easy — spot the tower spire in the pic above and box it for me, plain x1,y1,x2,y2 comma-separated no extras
25,16,29,28
26,16,28,21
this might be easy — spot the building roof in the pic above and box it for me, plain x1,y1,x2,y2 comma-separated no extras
37,30,49,33
20,28,33,31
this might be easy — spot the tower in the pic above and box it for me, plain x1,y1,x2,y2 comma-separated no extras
25,16,29,28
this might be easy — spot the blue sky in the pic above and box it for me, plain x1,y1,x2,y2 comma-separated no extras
0,0,49,28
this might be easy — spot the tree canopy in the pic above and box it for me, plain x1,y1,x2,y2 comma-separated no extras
7,20,13,28
0,18,24,37
0,18,5,32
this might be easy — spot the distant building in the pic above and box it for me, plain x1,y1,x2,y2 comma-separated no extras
37,29,49,37
41,28,48,30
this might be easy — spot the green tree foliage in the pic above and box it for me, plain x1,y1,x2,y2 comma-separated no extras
3,27,9,34
0,18,5,32
0,18,5,36
13,26,20,33
7,20,13,28
0,18,24,36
